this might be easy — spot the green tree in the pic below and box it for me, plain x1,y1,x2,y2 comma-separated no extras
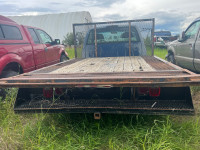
144,36,152,46
62,33,74,46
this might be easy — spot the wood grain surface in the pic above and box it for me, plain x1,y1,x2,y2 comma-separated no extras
50,56,155,74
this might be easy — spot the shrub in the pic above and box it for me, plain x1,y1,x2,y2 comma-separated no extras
62,33,74,47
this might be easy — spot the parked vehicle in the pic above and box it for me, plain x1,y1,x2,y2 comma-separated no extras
154,31,171,47
82,25,146,58
154,36,166,47
166,17,200,73
154,31,178,47
0,15,68,97
0,19,200,118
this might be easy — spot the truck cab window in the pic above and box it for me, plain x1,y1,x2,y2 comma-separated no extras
87,27,140,45
37,29,52,44
185,21,200,40
1,25,22,40
28,28,40,44
0,27,4,39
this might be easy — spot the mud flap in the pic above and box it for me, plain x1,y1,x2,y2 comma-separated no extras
14,87,195,115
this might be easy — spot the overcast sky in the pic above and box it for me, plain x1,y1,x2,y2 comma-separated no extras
1,0,200,35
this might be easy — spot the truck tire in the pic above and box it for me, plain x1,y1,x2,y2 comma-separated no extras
167,54,175,64
60,54,69,62
0,70,19,100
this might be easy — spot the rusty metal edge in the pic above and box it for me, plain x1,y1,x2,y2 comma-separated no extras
0,80,200,88
73,18,154,26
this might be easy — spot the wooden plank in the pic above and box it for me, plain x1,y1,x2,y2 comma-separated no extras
79,57,106,73
71,58,97,73
130,56,142,71
51,57,155,74
113,57,125,72
100,57,119,72
129,56,155,71
68,58,96,73
111,57,120,72
136,57,155,71
129,56,136,71
51,58,93,73
123,56,134,72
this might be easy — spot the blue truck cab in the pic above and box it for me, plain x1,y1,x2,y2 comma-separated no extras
82,25,146,58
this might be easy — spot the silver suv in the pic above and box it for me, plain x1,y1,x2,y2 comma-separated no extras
166,17,200,73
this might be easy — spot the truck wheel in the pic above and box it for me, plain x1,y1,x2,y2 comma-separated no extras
167,54,175,64
0,70,19,100
60,54,69,62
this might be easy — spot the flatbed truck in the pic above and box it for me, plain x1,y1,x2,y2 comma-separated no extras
0,19,200,117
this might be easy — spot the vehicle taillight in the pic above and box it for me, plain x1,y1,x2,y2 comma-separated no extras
43,88,53,98
149,87,160,97
138,87,161,97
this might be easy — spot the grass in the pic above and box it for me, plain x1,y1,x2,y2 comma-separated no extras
1,93,200,150
146,46,168,60
66,46,82,59
154,47,168,60
66,47,75,59
1,96,200,150
1,47,200,149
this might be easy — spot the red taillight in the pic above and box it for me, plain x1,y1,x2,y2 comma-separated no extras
149,87,160,97
43,88,53,98
138,87,161,97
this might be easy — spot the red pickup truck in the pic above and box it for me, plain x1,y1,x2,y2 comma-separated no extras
0,15,68,97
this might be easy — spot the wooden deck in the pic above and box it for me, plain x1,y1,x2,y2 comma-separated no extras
1,56,200,88
51,56,155,74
